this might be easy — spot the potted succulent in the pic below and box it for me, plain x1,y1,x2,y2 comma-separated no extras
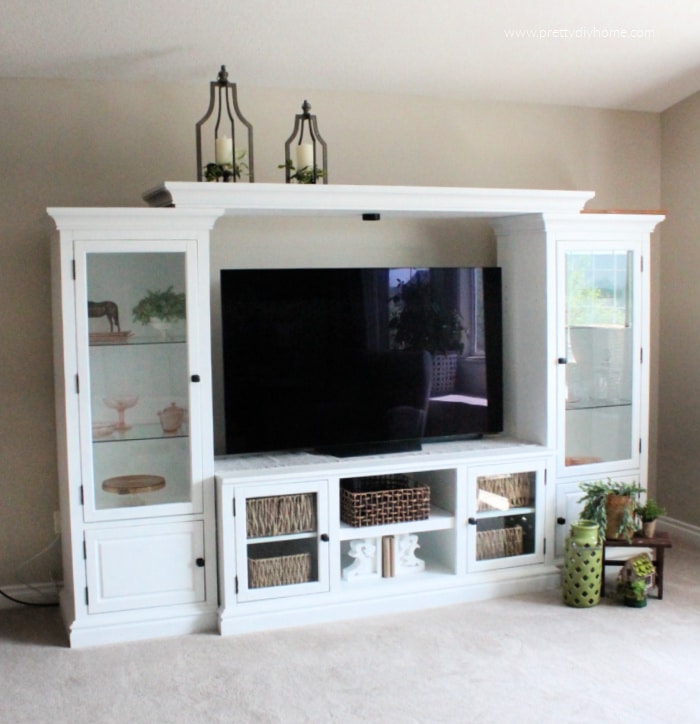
132,286,186,338
578,478,645,543
388,271,465,394
635,498,666,538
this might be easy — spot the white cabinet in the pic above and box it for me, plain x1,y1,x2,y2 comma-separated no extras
50,208,220,647
216,442,557,636
49,184,663,645
495,213,662,560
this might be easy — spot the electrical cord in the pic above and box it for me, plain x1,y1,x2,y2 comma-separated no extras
0,535,60,607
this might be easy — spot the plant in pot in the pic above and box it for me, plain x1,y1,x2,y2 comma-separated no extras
132,286,186,338
388,272,465,395
578,478,645,543
635,498,666,538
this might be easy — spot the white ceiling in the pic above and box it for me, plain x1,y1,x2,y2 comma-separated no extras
3,1,700,112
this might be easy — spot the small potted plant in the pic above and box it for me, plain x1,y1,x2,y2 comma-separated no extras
578,478,645,543
635,498,666,538
132,285,186,338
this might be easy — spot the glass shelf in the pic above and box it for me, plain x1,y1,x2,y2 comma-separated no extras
89,334,187,347
566,399,631,411
92,423,188,444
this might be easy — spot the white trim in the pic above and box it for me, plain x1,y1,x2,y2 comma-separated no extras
143,182,596,218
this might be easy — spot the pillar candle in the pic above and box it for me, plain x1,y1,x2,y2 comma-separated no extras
296,143,314,170
215,134,233,165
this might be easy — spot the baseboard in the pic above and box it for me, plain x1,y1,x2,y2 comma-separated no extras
0,581,61,610
657,516,700,547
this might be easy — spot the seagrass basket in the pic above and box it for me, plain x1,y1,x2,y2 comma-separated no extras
340,474,430,527
476,525,523,560
248,551,312,588
477,472,534,511
246,493,316,538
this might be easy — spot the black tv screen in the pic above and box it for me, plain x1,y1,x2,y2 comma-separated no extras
221,267,503,457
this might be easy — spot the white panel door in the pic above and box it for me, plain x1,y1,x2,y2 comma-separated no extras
85,521,206,613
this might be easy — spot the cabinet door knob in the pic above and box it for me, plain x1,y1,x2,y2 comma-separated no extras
467,517,478,525
557,517,566,525
557,357,568,365
320,533,330,542
195,557,205,567
191,374,201,383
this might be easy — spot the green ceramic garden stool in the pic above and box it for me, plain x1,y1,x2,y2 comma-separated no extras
562,531,603,608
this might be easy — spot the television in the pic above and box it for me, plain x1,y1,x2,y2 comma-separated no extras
220,267,503,457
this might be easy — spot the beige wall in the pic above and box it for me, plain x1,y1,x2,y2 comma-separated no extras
659,90,700,524
0,77,661,586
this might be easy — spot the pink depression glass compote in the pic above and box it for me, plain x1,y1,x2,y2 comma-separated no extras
103,395,139,430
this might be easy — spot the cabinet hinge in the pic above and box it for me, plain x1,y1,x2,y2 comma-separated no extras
85,587,89,605
640,347,644,364
543,538,547,555
235,576,239,594
72,259,76,280
75,374,80,394
640,255,644,273
232,499,236,517
82,541,87,560
79,485,84,505
639,438,643,454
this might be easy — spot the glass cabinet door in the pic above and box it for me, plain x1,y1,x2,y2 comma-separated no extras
234,481,329,602
75,243,202,520
559,244,641,473
467,462,545,571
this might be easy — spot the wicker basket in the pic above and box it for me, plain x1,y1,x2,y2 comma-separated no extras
248,551,312,588
476,525,523,560
477,473,534,511
340,474,430,527
246,493,316,538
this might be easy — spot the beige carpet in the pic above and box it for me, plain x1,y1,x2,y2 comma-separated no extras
1,539,699,723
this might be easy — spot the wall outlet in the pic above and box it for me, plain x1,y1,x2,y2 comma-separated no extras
53,510,61,535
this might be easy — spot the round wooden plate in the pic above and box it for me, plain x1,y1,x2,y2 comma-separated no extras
102,474,166,495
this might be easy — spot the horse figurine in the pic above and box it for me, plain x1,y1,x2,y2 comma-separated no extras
88,300,120,333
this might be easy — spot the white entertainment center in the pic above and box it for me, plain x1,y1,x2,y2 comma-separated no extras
49,183,663,646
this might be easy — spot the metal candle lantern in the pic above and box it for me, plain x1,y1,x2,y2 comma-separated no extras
195,65,254,182
283,100,328,184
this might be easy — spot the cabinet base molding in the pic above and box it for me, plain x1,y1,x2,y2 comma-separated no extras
218,565,560,637
63,609,218,649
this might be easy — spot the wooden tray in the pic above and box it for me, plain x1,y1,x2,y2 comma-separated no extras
102,474,165,495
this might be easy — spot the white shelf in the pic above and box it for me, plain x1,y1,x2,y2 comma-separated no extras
339,505,454,541
143,181,595,219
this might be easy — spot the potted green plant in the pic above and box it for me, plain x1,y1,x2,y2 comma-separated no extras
388,272,465,394
578,478,645,543
132,286,186,337
635,498,666,538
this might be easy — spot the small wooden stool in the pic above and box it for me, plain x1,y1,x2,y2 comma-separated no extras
601,531,672,599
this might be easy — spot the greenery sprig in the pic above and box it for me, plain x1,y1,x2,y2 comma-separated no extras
204,149,249,182
278,159,325,184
